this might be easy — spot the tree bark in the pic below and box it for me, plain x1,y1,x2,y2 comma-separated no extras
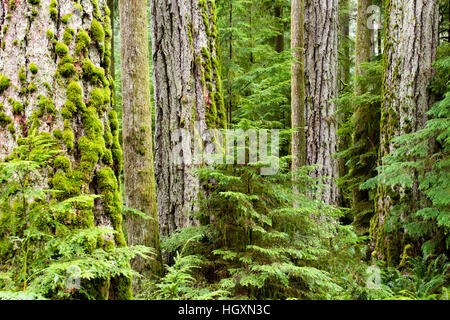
151,0,226,236
119,0,162,290
371,0,439,265
0,0,130,299
304,0,339,205
291,0,306,173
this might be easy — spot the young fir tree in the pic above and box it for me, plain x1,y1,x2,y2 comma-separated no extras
151,0,227,236
304,0,340,205
371,0,439,265
119,0,162,286
0,0,131,298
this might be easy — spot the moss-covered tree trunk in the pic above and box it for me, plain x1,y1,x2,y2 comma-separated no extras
371,0,439,265
119,0,162,290
0,0,131,299
151,0,226,236
291,0,306,173
304,0,339,205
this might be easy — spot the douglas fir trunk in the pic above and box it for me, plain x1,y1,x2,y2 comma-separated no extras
151,0,226,236
371,0,439,265
304,0,339,205
0,0,130,298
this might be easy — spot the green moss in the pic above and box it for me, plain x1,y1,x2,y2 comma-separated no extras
66,80,86,112
103,149,113,165
27,82,37,93
61,13,72,24
63,27,75,45
82,107,104,141
96,167,125,246
54,156,71,171
53,129,63,139
51,171,81,201
88,87,110,111
82,58,107,86
60,107,72,119
12,39,18,46
46,30,54,40
90,19,105,43
28,0,40,4
75,29,91,55
37,95,56,117
0,73,11,94
18,67,27,84
96,167,116,191
29,63,38,75
55,42,69,57
57,56,76,78
63,127,74,150
7,123,15,134
49,0,58,21
44,82,52,91
2,25,8,35
0,112,13,127
104,239,114,251
78,135,102,174
92,0,100,18
8,98,24,115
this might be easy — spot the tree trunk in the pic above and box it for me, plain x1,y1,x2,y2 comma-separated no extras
274,2,284,53
304,0,339,205
151,0,226,236
371,0,439,265
291,0,306,173
339,0,350,89
0,0,130,299
119,0,162,290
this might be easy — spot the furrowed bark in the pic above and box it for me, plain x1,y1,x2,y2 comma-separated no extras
371,0,439,265
304,0,340,205
151,0,226,237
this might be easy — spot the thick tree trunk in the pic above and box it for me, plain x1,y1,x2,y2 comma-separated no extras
291,0,306,173
304,0,339,205
0,0,130,298
119,0,162,289
371,0,439,265
151,0,226,236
